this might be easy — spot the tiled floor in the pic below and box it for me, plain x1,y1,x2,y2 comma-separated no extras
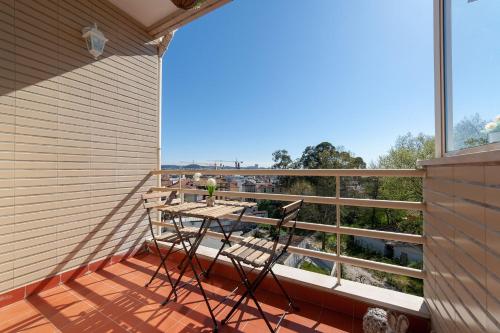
0,254,362,332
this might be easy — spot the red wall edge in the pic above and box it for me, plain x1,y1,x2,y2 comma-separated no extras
0,244,146,309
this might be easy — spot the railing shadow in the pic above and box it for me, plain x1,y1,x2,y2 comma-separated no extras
25,257,249,332
4,253,325,332
28,173,152,295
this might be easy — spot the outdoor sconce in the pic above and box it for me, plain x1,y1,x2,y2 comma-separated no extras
81,23,108,59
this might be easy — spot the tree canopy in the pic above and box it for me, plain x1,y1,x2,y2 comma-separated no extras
268,134,434,242
264,135,432,295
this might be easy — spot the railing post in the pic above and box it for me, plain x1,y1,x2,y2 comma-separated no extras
180,173,185,203
336,175,341,285
157,172,162,236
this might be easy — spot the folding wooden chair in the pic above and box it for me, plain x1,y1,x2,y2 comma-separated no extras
142,190,202,300
220,200,304,332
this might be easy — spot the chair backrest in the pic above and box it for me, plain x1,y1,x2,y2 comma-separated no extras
278,200,302,228
142,189,179,236
266,200,303,266
142,189,178,210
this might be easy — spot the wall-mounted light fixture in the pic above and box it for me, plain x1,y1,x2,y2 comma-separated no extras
82,23,108,59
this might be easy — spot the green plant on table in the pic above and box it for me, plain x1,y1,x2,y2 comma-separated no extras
206,178,217,197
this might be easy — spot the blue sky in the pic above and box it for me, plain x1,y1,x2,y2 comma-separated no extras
162,0,435,167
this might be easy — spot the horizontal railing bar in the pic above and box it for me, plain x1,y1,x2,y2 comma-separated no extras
152,168,425,177
223,214,424,244
153,230,424,279
154,213,423,244
290,247,425,279
179,189,425,211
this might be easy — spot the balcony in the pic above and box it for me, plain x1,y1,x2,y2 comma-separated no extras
0,167,433,332
0,0,498,332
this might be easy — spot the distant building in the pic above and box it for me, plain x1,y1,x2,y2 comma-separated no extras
256,182,284,194
353,236,423,264
242,179,256,192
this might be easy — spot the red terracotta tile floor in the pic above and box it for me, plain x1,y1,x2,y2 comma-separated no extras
0,254,361,332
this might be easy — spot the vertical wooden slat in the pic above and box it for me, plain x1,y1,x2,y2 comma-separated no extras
335,176,341,284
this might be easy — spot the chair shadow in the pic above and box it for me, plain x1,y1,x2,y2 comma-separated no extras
17,253,326,332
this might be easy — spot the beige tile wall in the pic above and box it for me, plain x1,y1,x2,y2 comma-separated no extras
0,0,158,292
423,163,500,333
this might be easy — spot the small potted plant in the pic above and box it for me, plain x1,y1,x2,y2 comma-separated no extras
206,177,217,207
484,115,500,144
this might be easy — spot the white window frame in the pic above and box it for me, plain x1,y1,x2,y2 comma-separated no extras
433,0,500,158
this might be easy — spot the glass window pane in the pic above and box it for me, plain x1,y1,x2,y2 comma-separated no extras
444,0,500,152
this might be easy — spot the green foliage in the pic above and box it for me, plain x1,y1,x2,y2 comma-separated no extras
377,133,433,201
207,185,216,196
272,150,293,169
300,261,330,275
372,133,434,234
452,113,488,150
263,135,431,295
271,142,366,250
268,136,432,235
257,200,282,219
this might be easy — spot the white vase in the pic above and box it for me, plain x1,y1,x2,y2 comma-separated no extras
207,196,215,207
488,132,500,144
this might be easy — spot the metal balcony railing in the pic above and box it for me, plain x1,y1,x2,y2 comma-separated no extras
151,168,426,281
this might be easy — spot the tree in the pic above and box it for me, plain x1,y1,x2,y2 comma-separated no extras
272,150,293,169
452,113,487,150
376,133,434,234
299,142,365,170
272,142,366,250
377,132,434,201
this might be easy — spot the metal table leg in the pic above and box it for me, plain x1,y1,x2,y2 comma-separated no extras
163,216,219,331
204,208,247,277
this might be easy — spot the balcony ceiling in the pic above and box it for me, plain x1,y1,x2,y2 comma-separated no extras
107,0,231,38
108,0,178,27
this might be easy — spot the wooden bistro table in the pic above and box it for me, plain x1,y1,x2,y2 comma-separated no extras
158,200,256,332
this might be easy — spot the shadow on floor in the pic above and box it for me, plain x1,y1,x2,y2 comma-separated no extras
0,254,361,332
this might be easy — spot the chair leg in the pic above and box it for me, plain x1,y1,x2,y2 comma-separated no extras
145,242,175,287
205,218,231,278
163,221,205,306
270,269,298,311
237,261,276,332
185,252,219,331
204,238,228,278
221,259,276,332
148,236,178,300
145,255,165,287
221,261,294,333
185,237,206,275
162,251,190,306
